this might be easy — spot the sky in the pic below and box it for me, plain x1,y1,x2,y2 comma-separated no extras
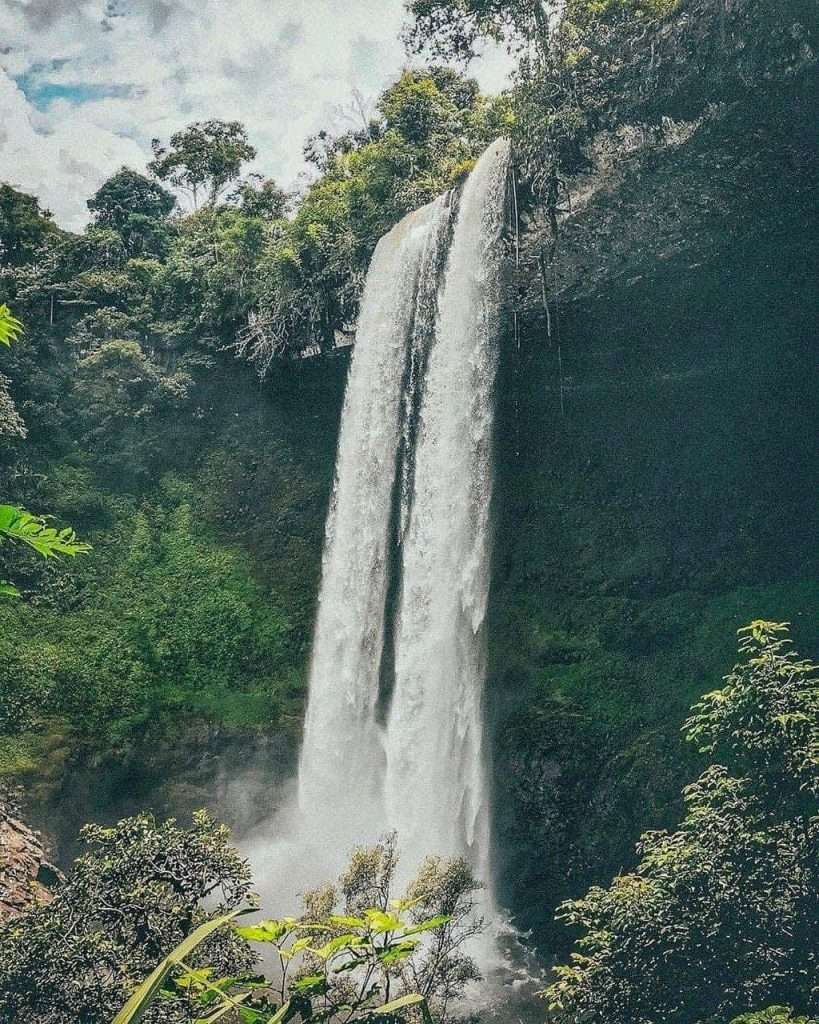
0,0,512,230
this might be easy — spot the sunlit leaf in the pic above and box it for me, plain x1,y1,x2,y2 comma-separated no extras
236,920,290,943
363,909,403,934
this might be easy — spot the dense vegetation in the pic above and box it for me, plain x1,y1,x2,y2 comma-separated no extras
0,624,814,1024
0,826,482,1024
546,622,819,1024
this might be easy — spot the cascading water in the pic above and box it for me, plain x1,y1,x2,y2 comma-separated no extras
256,140,510,915
384,140,508,885
297,195,452,864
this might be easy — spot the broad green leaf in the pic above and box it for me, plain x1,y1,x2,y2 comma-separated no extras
378,940,419,965
364,909,403,934
194,990,251,1022
0,505,91,558
0,304,23,347
399,914,451,938
264,999,293,1024
377,993,426,1011
0,581,20,599
174,966,215,988
280,935,312,960
292,973,328,994
236,920,290,943
365,992,428,1016
312,933,366,960
388,896,423,912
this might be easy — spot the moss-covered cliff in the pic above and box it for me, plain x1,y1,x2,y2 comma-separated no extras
489,0,819,950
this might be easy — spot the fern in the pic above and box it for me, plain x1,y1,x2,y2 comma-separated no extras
0,304,24,347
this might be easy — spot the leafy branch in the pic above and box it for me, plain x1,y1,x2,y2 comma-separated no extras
0,505,91,598
1,305,91,597
0,303,24,347
0,504,92,559
114,900,447,1024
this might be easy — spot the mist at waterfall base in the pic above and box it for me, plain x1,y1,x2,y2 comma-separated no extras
239,140,544,1010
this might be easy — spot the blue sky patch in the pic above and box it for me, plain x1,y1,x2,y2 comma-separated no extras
15,64,135,110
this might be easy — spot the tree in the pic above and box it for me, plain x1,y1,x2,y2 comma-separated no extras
403,0,676,60
115,831,484,1024
545,622,819,1024
403,0,553,61
71,340,192,482
150,205,268,352
730,1010,819,1024
562,0,679,30
0,811,255,1024
237,68,512,368
229,174,290,220
0,184,57,267
87,168,176,256
0,370,25,442
149,120,258,208
0,823,484,1024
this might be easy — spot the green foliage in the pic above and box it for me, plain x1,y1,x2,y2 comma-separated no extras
0,503,91,559
0,183,58,267
544,624,819,1024
3,79,505,372
403,0,677,62
563,0,678,28
112,908,249,1024
71,341,193,482
230,175,290,221
0,302,23,346
730,1009,819,1024
1,306,90,599
0,487,299,742
119,832,481,1024
0,821,480,1024
406,0,682,199
684,621,819,802
149,120,258,208
238,67,512,367
0,811,255,1024
150,205,269,350
0,366,26,440
403,0,552,61
0,304,27,442
87,167,176,257
0,501,90,605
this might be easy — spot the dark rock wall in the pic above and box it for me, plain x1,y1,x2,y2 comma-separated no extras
489,86,819,949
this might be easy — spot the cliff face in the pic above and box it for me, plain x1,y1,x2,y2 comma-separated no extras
0,795,61,919
488,0,819,949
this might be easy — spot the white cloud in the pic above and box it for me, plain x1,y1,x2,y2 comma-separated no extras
0,0,512,230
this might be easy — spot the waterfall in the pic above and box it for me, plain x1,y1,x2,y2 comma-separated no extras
295,139,510,894
384,140,508,883
297,197,451,852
